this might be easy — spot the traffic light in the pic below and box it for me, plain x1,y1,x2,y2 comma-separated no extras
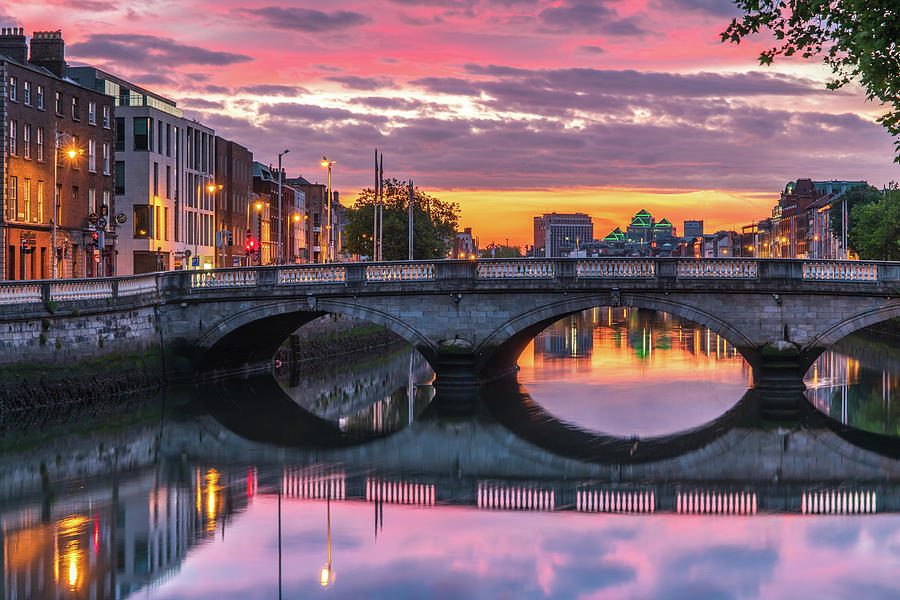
245,236,257,255
90,231,99,248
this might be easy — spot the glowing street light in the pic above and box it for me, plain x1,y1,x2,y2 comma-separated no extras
52,127,82,279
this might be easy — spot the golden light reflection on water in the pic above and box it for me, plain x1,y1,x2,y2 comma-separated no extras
517,307,751,436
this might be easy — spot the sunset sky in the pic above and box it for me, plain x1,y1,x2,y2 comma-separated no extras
7,0,898,246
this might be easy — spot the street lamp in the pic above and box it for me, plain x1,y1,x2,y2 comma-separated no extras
207,181,225,267
291,214,301,264
255,201,264,265
277,150,289,264
52,126,82,279
321,157,335,262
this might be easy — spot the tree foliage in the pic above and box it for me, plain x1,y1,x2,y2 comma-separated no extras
722,1,900,160
342,179,460,260
849,188,900,260
828,185,883,252
480,245,522,258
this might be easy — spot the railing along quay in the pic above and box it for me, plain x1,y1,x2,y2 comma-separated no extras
0,258,893,307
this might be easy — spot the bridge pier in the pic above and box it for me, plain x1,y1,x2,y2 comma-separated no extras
753,341,807,421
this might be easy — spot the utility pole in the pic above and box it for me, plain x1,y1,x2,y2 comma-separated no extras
373,149,379,261
277,150,289,264
378,154,384,261
408,180,414,260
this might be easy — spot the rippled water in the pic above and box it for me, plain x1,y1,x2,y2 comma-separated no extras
3,309,900,599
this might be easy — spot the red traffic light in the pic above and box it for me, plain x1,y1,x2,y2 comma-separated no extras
245,236,257,253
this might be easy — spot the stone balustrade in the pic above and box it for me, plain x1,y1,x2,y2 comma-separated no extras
365,263,434,282
477,260,554,279
677,260,758,278
279,265,346,285
117,275,159,297
190,269,258,289
577,260,655,278
803,261,878,282
50,280,114,301
0,282,42,305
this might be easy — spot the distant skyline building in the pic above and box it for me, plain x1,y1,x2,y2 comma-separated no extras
683,220,704,240
533,212,593,257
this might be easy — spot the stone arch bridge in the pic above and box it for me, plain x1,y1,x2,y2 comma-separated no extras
1,258,899,414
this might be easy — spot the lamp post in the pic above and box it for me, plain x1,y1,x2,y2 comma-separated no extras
277,150,289,264
291,214,300,263
206,181,224,268
52,126,80,279
255,200,264,266
321,157,335,262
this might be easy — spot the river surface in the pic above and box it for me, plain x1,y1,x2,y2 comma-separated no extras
2,308,900,599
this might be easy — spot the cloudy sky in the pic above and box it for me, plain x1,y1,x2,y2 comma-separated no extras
6,0,898,245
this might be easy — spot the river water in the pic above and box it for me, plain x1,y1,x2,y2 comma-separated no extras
2,308,899,599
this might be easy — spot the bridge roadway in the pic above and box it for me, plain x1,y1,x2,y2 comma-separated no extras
1,257,899,414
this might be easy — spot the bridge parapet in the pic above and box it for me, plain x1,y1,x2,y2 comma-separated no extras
0,257,896,309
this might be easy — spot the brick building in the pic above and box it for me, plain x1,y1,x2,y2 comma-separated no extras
214,137,253,267
1,29,115,279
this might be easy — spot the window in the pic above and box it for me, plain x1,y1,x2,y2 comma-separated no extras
102,142,110,174
153,162,159,196
71,96,80,120
23,179,31,222
88,188,96,214
23,124,30,159
115,161,125,194
23,81,30,105
88,101,96,125
9,176,18,220
165,165,171,199
155,206,161,239
36,127,44,161
37,181,44,223
9,76,16,101
157,120,162,155
88,139,96,172
55,91,62,115
164,207,169,241
115,117,125,151
36,85,44,110
8,120,16,155
148,118,154,152
133,117,148,151
102,105,111,128
102,191,109,222
133,205,150,238
166,124,171,156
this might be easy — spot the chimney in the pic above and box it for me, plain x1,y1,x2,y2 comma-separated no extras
0,27,27,64
29,30,65,78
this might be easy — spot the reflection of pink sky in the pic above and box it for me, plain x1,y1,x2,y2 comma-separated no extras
153,496,900,599
517,313,752,436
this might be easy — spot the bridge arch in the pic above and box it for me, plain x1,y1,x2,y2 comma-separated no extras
476,291,759,378
193,298,437,374
803,300,900,364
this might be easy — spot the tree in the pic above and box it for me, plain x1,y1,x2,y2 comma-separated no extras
828,185,883,253
342,179,460,260
480,245,522,258
849,189,900,260
722,2,900,160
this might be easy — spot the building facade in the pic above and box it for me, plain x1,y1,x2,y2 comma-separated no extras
1,29,116,280
213,137,253,267
533,212,593,258
69,66,216,274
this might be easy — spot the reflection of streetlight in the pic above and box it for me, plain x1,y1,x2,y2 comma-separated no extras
320,492,333,587
321,157,335,262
